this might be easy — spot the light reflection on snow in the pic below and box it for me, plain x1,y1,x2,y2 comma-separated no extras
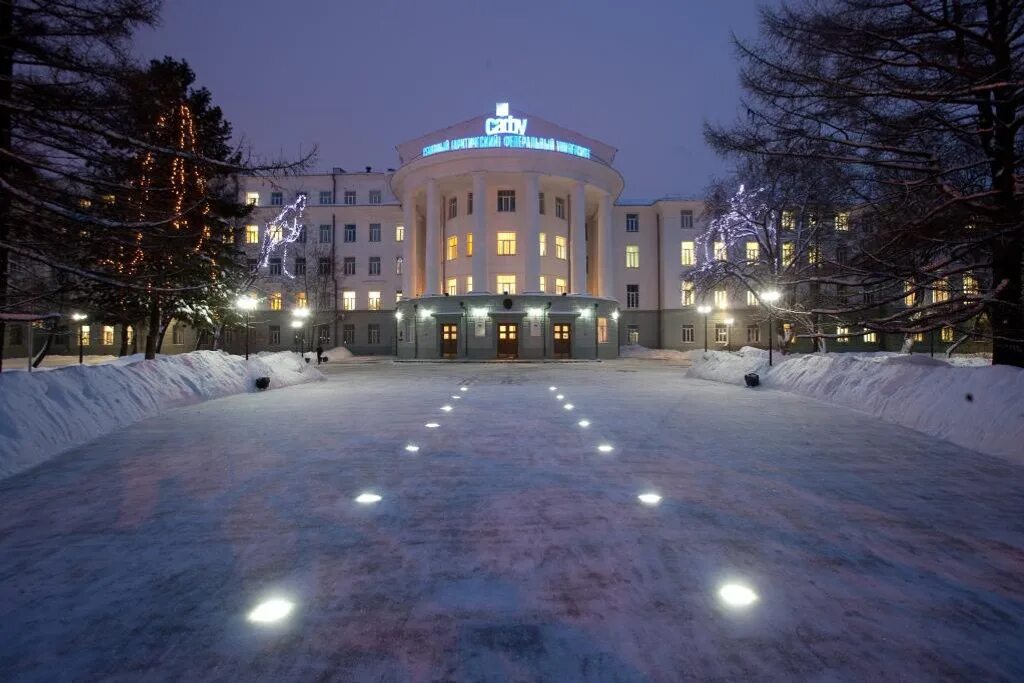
718,583,759,607
355,493,382,504
247,598,294,624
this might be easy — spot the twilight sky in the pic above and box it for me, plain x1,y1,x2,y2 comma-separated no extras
132,0,764,200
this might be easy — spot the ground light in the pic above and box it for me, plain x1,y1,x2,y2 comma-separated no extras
441,405,453,412
460,386,468,392
247,598,294,624
404,444,420,453
564,403,574,410
451,395,461,400
638,493,662,505
578,419,590,427
355,493,382,504
425,422,440,428
718,583,759,607
549,386,557,391
556,394,564,400
597,444,614,453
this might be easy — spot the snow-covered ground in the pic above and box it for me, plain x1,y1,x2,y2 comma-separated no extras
0,350,323,480
0,360,1020,680
689,347,1024,462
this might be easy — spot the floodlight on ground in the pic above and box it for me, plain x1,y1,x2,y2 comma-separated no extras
460,386,468,392
718,583,759,608
404,444,420,453
578,419,590,428
355,493,382,504
597,444,614,453
247,598,294,624
425,422,440,428
638,493,662,506
564,403,574,410
556,394,564,400
441,405,453,412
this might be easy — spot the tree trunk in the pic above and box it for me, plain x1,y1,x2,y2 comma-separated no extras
31,324,55,368
155,315,171,353
900,335,913,354
144,297,160,359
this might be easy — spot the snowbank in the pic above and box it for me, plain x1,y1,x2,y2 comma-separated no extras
0,350,324,480
688,347,1024,461
619,344,693,362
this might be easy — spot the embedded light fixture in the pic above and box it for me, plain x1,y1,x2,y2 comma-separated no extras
441,405,453,412
527,307,543,317
638,493,662,505
419,308,432,320
761,290,781,304
290,319,303,329
578,419,590,427
718,583,759,607
549,386,557,391
597,444,614,453
459,386,468,392
247,598,294,624
395,311,404,321
71,312,88,322
235,294,258,311
425,422,440,428
725,317,735,326
355,493,382,504
556,394,564,400
611,310,620,321
564,403,574,410
404,444,420,453
578,307,592,318
470,307,489,318
292,307,311,319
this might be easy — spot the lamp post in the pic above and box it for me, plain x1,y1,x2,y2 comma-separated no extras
71,313,88,364
697,305,712,352
292,307,311,356
760,290,781,366
611,309,620,356
290,319,303,355
235,295,258,360
724,317,735,352
395,309,404,356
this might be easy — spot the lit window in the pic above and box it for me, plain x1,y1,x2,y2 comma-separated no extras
835,212,849,231
369,190,382,205
555,278,567,295
497,190,516,212
963,273,979,296
496,274,516,294
80,325,90,346
745,242,759,261
681,280,695,306
597,317,608,343
837,326,849,343
245,225,259,244
714,289,728,309
296,292,307,308
395,256,403,275
941,326,954,342
782,243,794,266
715,324,728,343
714,241,727,261
781,211,795,230
681,324,694,343
933,278,950,303
267,225,282,241
808,247,820,265
539,232,547,257
904,281,916,307
913,332,925,342
864,330,877,343
245,191,259,205
465,276,473,292
680,210,693,229
126,326,134,345
394,224,405,243
626,214,639,232
626,245,640,268
368,291,381,310
747,290,758,306
555,236,566,260
102,326,114,346
555,197,565,219
270,293,282,310
447,278,458,296
539,275,546,292
396,291,403,302
447,236,458,261
497,231,516,255
448,196,458,219
342,291,356,311
681,241,695,266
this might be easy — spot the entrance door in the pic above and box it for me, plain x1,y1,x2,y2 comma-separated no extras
497,323,519,359
441,323,458,358
552,323,571,358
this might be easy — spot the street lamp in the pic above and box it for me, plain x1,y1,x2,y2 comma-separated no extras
292,307,311,355
760,289,781,366
290,318,303,354
71,313,88,364
697,305,712,352
235,295,258,360
724,317,735,352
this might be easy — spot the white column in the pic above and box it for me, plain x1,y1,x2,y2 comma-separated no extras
424,178,440,295
472,172,487,292
401,190,415,297
570,181,587,294
524,173,541,292
598,192,614,298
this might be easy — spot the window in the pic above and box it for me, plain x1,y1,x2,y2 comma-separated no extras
368,323,381,344
782,211,795,230
715,324,728,343
269,258,282,275
745,242,759,261
538,192,545,215
782,243,794,266
467,192,473,215
447,235,458,260
319,191,333,205
626,214,639,232
626,245,639,268
555,197,565,219
369,256,381,276
538,275,546,292
681,280,695,306
933,278,950,303
269,325,281,345
904,281,916,306
270,192,283,206
317,324,330,344
320,224,332,243
836,326,849,343
555,278,567,295
539,232,547,257
497,231,516,255
496,274,516,294
245,225,259,244
267,225,282,242
396,291,403,302
318,257,331,275
626,284,639,308
747,290,758,307
747,325,760,343
295,257,306,276
395,224,405,242
497,190,516,212
466,232,473,257
963,272,979,296
627,325,640,344
297,225,306,243
835,212,849,231
102,326,114,346
344,190,356,205
465,276,473,293
447,277,458,296
247,258,258,272
680,210,693,229
369,190,382,205
554,236,567,260
344,224,356,242
448,196,458,219
270,292,282,310
681,324,695,343
343,257,355,275
395,256,403,275
714,289,728,309
864,330,877,343
808,247,820,265
296,292,307,308
369,223,381,242
681,241,695,266
245,191,259,206
342,291,356,311
714,241,727,261
941,326,954,342
368,291,381,310
597,317,608,343
342,324,355,345
79,325,90,346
